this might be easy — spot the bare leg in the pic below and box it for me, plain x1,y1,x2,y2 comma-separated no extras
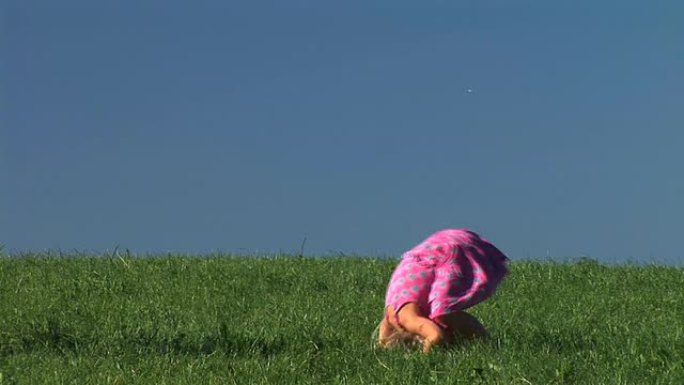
388,303,445,353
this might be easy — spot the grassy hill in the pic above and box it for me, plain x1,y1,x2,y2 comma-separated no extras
1,255,682,384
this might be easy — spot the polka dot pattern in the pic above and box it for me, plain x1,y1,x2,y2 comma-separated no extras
385,228,508,320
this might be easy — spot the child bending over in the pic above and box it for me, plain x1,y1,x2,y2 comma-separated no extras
377,229,508,353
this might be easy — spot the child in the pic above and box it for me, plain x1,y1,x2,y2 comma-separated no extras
377,229,509,353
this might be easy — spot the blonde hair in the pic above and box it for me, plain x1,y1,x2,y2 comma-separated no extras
372,321,424,350
382,329,423,349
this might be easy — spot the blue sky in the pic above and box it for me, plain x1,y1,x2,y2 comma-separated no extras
2,1,683,263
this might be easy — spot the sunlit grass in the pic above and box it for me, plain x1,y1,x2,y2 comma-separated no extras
1,255,682,384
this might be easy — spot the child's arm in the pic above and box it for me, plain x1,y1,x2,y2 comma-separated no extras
390,303,445,353
377,316,394,347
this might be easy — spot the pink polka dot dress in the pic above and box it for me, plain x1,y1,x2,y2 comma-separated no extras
385,229,509,324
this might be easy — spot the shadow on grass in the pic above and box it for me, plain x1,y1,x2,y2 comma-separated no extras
1,318,344,359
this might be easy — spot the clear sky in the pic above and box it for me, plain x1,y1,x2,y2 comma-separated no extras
2,1,683,263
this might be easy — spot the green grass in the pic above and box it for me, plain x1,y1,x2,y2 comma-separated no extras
1,255,683,384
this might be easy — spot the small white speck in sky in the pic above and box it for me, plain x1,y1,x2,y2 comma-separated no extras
466,88,473,94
